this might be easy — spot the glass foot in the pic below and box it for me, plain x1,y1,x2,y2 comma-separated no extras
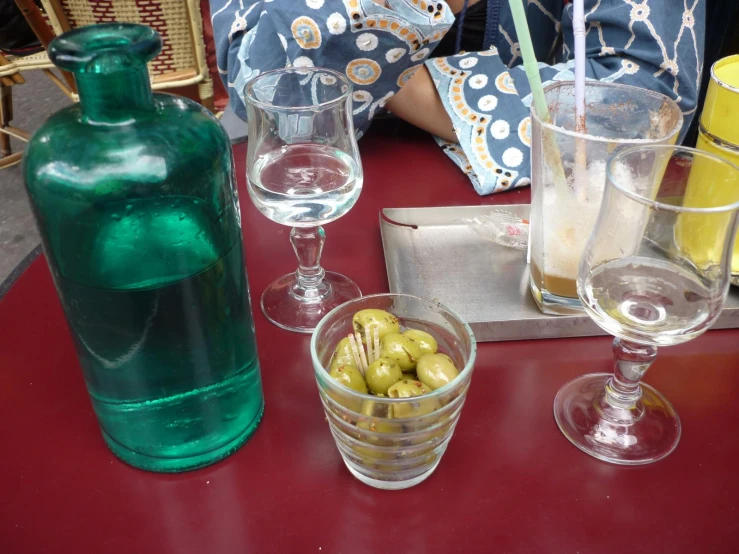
261,271,361,333
554,373,681,465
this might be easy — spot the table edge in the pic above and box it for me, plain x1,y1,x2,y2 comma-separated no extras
0,244,42,302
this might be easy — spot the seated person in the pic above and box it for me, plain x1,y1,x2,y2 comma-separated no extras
210,0,705,195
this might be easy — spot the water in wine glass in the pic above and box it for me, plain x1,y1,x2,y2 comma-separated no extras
581,256,722,346
248,143,362,227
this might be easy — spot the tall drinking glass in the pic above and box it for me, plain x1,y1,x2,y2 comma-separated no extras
554,145,739,465
245,68,363,333
530,82,683,315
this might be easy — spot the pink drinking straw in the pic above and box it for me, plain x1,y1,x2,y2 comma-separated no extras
573,0,588,200
573,0,587,133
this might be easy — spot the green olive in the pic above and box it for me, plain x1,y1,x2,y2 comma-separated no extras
356,427,398,448
352,309,400,342
358,399,402,435
329,337,356,371
379,333,423,371
365,357,403,395
358,418,402,435
360,398,391,418
416,353,460,390
329,364,368,394
387,379,438,418
387,379,431,398
326,387,363,414
352,443,399,461
402,329,438,356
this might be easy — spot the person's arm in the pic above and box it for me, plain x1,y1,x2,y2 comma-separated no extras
209,0,455,134
395,0,705,194
210,1,266,121
385,65,456,142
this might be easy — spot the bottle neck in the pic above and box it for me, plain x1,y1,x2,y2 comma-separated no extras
76,65,154,123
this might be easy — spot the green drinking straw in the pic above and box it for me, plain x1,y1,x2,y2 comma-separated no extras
507,0,568,189
507,0,572,264
508,0,551,122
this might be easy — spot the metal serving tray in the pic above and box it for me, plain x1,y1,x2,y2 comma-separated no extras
380,204,739,342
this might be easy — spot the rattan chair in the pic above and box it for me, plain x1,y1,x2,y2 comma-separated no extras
0,53,40,168
37,0,215,106
0,0,216,169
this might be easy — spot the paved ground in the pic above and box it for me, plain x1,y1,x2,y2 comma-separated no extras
0,71,245,286
0,71,68,284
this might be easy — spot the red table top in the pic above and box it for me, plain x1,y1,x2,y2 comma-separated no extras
2,120,738,553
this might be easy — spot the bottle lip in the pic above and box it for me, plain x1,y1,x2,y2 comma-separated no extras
49,23,161,74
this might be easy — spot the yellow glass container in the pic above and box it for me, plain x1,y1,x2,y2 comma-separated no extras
685,56,739,285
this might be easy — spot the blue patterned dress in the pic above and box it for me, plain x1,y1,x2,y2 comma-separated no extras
210,0,705,195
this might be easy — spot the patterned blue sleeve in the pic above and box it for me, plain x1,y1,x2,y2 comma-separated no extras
428,0,706,195
210,0,454,135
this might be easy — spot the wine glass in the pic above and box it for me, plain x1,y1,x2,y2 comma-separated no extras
554,145,739,465
244,68,363,333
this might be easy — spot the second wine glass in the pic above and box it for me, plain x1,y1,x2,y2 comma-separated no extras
245,68,363,333
554,145,739,465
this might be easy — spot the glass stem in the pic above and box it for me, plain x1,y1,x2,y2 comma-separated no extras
290,226,329,301
605,338,657,411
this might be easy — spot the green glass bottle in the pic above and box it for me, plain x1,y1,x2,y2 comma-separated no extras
24,24,264,472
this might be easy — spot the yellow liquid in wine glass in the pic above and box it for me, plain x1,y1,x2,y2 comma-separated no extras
677,59,739,282
676,144,739,276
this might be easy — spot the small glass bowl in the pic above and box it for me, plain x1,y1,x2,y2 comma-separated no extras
311,294,477,490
